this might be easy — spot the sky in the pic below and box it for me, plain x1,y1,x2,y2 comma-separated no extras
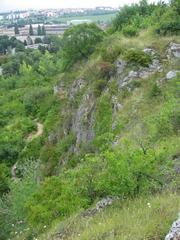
0,0,142,11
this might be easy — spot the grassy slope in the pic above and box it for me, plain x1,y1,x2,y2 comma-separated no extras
10,29,180,240
36,31,180,240
39,192,180,240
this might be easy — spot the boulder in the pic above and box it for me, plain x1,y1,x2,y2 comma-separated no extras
166,71,180,80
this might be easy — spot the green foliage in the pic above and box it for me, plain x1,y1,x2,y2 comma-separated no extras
38,51,57,78
155,7,180,35
0,162,38,239
35,37,43,44
112,0,155,32
122,25,139,37
29,24,34,36
99,43,123,63
0,163,10,197
93,79,108,97
26,176,85,231
23,87,51,115
150,83,162,97
95,93,113,137
124,48,152,67
61,23,104,70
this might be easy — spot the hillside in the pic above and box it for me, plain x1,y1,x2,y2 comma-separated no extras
0,1,180,240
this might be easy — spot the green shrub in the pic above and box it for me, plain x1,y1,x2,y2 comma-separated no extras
100,44,124,63
150,83,162,97
95,93,113,136
124,48,152,67
93,79,108,97
155,7,180,35
26,176,86,231
98,61,116,79
61,23,104,70
0,163,10,197
122,25,139,37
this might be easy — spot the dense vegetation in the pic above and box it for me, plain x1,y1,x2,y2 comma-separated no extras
0,0,179,239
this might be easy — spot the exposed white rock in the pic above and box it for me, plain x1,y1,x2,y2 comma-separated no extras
168,42,180,58
166,70,180,80
96,197,118,211
143,48,156,56
72,92,95,147
165,213,180,240
119,54,163,90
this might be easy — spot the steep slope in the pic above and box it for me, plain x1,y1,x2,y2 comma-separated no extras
9,30,180,240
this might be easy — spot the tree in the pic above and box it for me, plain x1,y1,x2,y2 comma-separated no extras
24,40,27,46
34,37,42,44
29,24,34,36
41,25,46,35
14,24,19,35
61,23,104,70
37,25,42,36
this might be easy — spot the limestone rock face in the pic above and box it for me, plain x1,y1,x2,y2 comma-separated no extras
118,49,162,90
165,214,180,240
69,78,85,99
72,91,95,148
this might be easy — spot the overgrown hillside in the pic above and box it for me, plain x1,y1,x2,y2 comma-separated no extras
0,1,179,240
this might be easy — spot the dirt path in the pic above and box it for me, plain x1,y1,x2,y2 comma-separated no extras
27,122,44,142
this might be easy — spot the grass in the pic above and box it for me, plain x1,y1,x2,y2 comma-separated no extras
38,192,180,240
48,13,117,24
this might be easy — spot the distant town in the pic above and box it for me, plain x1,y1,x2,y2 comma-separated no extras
0,7,117,47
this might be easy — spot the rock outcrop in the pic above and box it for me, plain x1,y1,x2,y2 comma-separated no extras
167,43,180,58
165,213,180,240
166,70,180,80
72,91,95,148
118,49,163,90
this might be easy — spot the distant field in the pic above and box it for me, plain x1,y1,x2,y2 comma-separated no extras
49,13,117,24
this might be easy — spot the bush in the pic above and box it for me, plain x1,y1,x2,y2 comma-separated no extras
95,93,113,136
124,48,152,67
98,61,115,79
23,87,51,115
155,4,180,35
122,25,139,37
100,44,123,63
93,79,108,97
0,164,10,196
150,83,162,97
61,23,104,70
34,37,43,44
26,176,86,231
